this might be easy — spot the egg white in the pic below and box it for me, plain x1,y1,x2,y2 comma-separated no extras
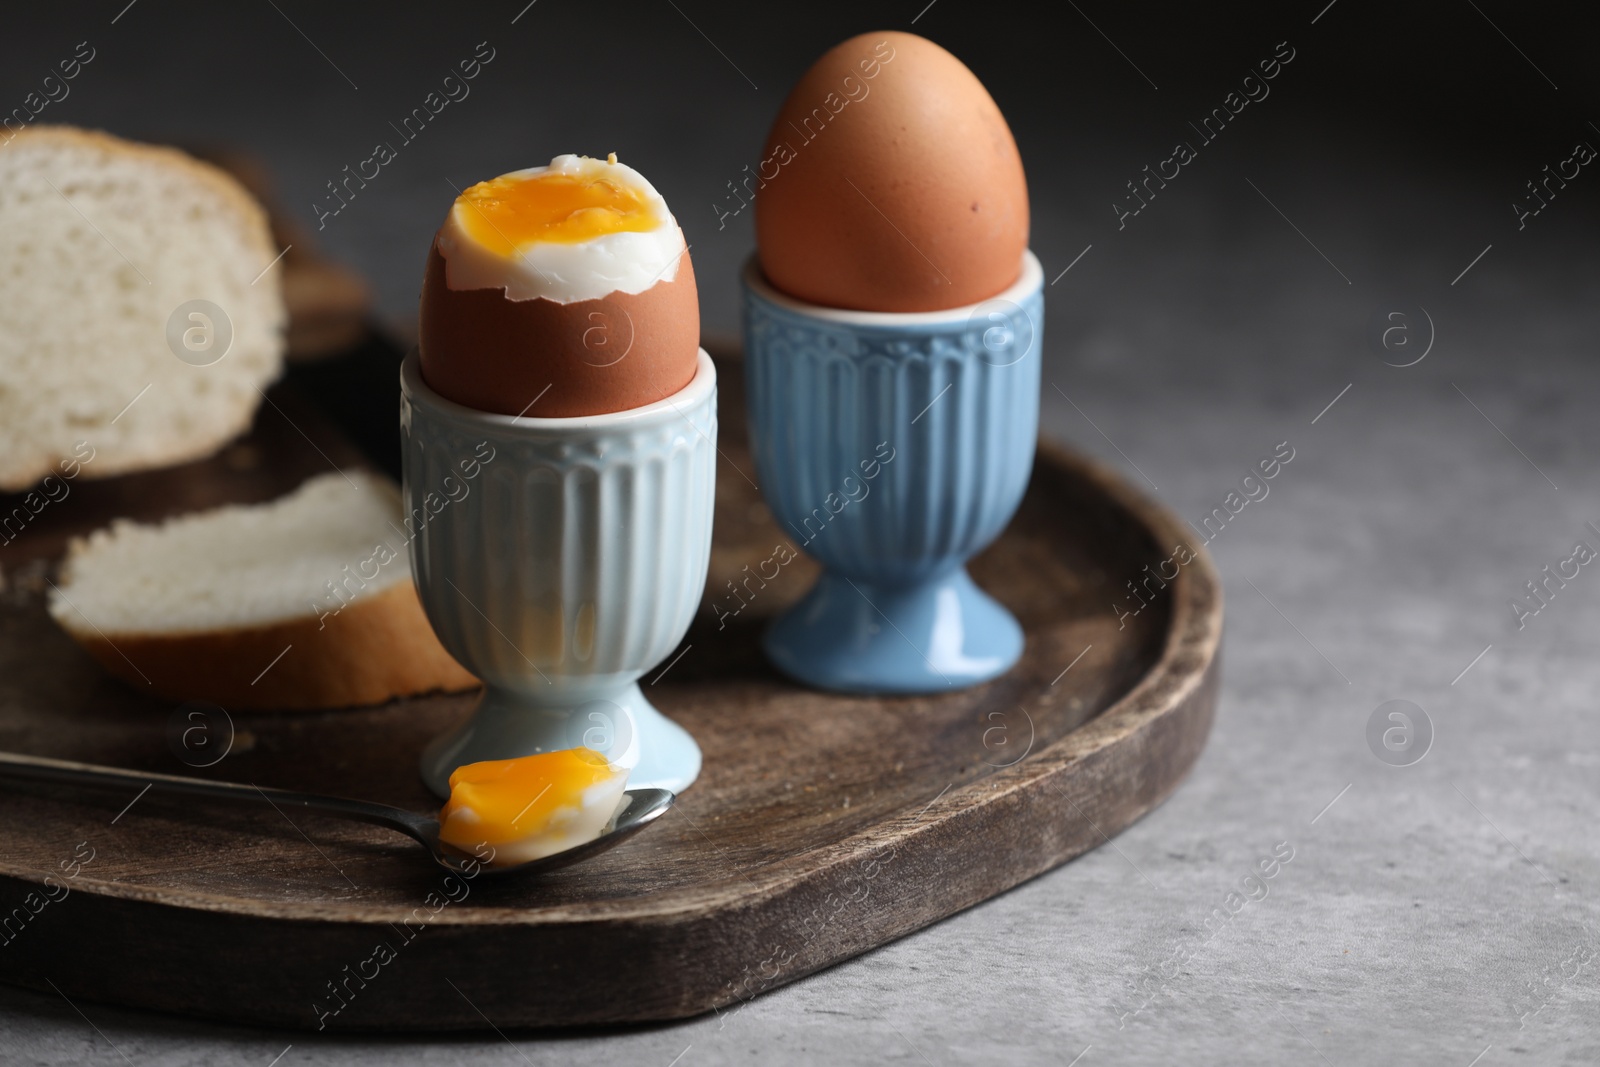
437,154,686,304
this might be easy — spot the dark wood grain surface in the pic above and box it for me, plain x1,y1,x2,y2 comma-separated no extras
0,351,1221,1032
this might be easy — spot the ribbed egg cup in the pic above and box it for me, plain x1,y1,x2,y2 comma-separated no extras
401,349,715,799
742,253,1043,694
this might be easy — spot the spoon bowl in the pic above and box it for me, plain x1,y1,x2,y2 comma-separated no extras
0,750,673,877
425,788,675,877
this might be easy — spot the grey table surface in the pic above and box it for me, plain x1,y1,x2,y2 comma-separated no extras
3,3,1598,1064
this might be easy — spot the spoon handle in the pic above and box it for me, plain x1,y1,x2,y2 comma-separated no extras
0,750,430,841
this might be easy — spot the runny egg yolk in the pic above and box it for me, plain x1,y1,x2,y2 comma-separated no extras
437,747,628,864
455,167,661,258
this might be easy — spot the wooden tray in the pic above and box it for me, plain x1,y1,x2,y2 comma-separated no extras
0,345,1221,1032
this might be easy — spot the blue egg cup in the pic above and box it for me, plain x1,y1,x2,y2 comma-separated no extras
741,252,1044,694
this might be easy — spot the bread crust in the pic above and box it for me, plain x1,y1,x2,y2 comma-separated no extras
60,579,480,710
0,125,285,492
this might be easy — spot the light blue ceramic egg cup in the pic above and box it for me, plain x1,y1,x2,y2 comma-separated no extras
742,252,1043,694
401,350,714,799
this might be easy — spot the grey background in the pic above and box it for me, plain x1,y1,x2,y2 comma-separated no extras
3,0,1598,1063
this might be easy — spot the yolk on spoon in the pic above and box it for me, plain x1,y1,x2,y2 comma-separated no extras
454,164,661,258
438,747,629,865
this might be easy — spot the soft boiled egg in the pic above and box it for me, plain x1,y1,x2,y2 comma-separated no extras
419,154,699,417
754,32,1029,313
437,747,629,866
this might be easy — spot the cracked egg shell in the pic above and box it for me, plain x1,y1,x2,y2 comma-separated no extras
418,155,700,418
419,243,698,418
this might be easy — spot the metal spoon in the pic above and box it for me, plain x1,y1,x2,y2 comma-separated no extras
0,750,673,877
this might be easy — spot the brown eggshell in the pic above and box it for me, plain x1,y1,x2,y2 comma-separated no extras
755,31,1029,313
418,241,700,417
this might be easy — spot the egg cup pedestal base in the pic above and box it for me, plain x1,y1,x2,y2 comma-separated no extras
764,566,1021,695
419,683,701,799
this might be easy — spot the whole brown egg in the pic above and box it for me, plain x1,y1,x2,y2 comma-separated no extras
754,31,1029,313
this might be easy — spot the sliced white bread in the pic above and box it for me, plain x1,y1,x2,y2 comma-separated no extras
0,125,285,491
47,472,478,710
